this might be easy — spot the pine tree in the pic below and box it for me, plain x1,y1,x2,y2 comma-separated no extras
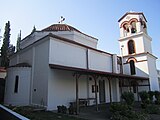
16,30,21,51
1,21,11,67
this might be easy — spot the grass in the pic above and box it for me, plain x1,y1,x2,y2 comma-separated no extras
8,106,86,120
7,103,160,120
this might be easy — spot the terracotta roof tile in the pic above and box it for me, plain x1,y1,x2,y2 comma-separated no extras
42,24,98,40
42,24,81,33
10,63,31,68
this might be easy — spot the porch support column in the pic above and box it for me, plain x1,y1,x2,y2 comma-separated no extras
119,78,123,101
74,73,81,115
148,79,151,91
129,79,131,92
92,75,99,111
137,84,139,101
108,77,112,103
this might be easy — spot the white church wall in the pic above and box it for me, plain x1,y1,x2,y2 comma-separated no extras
9,45,34,67
147,56,159,91
20,32,49,49
143,35,152,53
32,39,50,107
119,35,145,56
88,49,112,72
123,64,130,75
47,69,76,110
73,31,97,49
49,38,87,69
10,55,18,66
119,14,140,28
135,61,149,77
119,41,128,56
4,67,31,106
79,75,88,99
112,54,118,73
119,28,124,38
53,31,75,41
123,56,149,77
18,48,33,65
47,69,89,110
134,36,145,54
111,79,119,102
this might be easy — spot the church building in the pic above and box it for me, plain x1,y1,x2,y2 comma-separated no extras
4,12,160,111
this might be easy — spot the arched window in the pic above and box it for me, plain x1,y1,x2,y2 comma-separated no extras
130,60,136,75
14,75,19,93
128,40,135,54
123,23,129,33
130,21,137,33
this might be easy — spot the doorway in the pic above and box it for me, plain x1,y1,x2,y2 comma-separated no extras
99,80,106,103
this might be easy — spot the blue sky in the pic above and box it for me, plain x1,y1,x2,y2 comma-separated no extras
0,0,160,68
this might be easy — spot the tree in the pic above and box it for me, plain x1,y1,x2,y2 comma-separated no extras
16,30,21,51
8,44,15,55
1,21,11,67
31,25,36,33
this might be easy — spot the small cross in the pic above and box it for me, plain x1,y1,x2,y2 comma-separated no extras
58,16,65,24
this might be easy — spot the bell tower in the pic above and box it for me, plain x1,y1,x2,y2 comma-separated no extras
118,12,159,91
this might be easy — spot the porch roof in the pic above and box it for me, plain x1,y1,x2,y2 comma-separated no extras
49,64,149,80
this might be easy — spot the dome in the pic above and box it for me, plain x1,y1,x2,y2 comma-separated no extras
42,24,81,33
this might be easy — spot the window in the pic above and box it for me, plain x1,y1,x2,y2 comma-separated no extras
130,60,136,75
14,75,19,93
131,21,137,33
123,23,130,32
128,40,135,54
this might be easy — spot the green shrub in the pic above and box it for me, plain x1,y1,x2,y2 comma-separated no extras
121,92,134,107
57,105,67,114
110,103,129,113
139,91,150,108
154,91,160,104
57,106,62,113
145,104,160,114
148,91,154,103
110,103,150,120
68,103,76,115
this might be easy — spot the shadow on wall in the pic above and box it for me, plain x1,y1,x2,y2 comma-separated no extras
124,64,149,77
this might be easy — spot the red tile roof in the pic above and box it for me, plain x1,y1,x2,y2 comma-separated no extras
42,24,81,32
42,24,98,40
0,67,6,72
118,12,147,22
9,63,31,68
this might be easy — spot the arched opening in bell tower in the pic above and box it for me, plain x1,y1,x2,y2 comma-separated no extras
122,22,130,36
130,21,136,33
140,18,147,34
128,40,136,54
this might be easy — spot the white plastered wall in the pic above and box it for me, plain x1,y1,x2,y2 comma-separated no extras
4,67,31,106
49,38,87,69
32,39,50,107
88,49,112,72
147,55,159,91
47,69,88,110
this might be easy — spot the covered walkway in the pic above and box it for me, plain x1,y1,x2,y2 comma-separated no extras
49,64,150,114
